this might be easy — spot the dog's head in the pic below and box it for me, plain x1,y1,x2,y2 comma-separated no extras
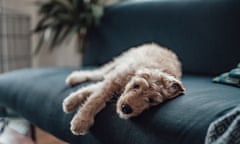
117,68,185,119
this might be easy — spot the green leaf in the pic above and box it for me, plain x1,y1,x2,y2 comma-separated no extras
34,21,60,33
38,2,55,14
56,25,72,44
49,25,63,51
74,0,84,12
33,16,51,32
52,0,74,12
34,33,45,55
55,13,74,24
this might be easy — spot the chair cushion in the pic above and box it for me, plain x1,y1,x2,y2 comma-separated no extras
0,68,240,144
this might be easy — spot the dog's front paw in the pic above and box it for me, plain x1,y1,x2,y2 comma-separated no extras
66,71,89,86
63,93,79,113
66,71,82,86
70,113,94,135
63,91,89,113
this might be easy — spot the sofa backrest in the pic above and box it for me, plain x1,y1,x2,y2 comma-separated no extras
83,0,240,75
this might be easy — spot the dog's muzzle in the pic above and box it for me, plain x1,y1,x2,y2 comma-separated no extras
121,104,133,114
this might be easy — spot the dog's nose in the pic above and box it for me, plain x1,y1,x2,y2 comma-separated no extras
121,104,133,114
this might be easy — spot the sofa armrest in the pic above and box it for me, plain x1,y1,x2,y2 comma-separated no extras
0,68,96,143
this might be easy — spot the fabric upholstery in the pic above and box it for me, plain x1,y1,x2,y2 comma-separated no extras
0,68,240,144
83,0,240,75
0,1,240,144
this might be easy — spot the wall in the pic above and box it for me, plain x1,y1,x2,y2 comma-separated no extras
1,0,81,68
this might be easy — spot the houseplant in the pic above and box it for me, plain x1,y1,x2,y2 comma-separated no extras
33,0,104,54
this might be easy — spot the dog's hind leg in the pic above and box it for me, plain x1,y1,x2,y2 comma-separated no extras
66,61,116,86
63,82,101,113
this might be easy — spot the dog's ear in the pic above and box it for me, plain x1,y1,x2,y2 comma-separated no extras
157,73,185,99
167,81,185,99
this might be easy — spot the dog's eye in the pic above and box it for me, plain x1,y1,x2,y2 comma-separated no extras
148,98,154,103
133,84,140,90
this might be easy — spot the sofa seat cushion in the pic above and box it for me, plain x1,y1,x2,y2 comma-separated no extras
0,68,240,144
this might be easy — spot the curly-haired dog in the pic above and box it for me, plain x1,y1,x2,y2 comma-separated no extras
63,43,185,135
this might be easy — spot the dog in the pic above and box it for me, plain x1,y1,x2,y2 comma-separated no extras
63,43,185,135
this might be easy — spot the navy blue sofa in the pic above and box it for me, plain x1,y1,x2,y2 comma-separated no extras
0,0,240,144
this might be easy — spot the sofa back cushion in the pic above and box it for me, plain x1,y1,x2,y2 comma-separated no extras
83,0,240,75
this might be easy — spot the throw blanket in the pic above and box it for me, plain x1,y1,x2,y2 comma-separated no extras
205,106,240,144
213,63,240,87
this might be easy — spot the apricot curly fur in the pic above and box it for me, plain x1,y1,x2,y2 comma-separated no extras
63,43,185,135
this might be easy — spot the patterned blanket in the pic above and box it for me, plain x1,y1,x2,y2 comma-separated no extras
205,106,240,144
213,63,240,87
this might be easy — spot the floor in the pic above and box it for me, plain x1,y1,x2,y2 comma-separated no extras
36,128,68,144
0,117,68,144
0,127,34,144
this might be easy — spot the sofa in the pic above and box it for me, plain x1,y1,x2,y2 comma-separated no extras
0,0,240,144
